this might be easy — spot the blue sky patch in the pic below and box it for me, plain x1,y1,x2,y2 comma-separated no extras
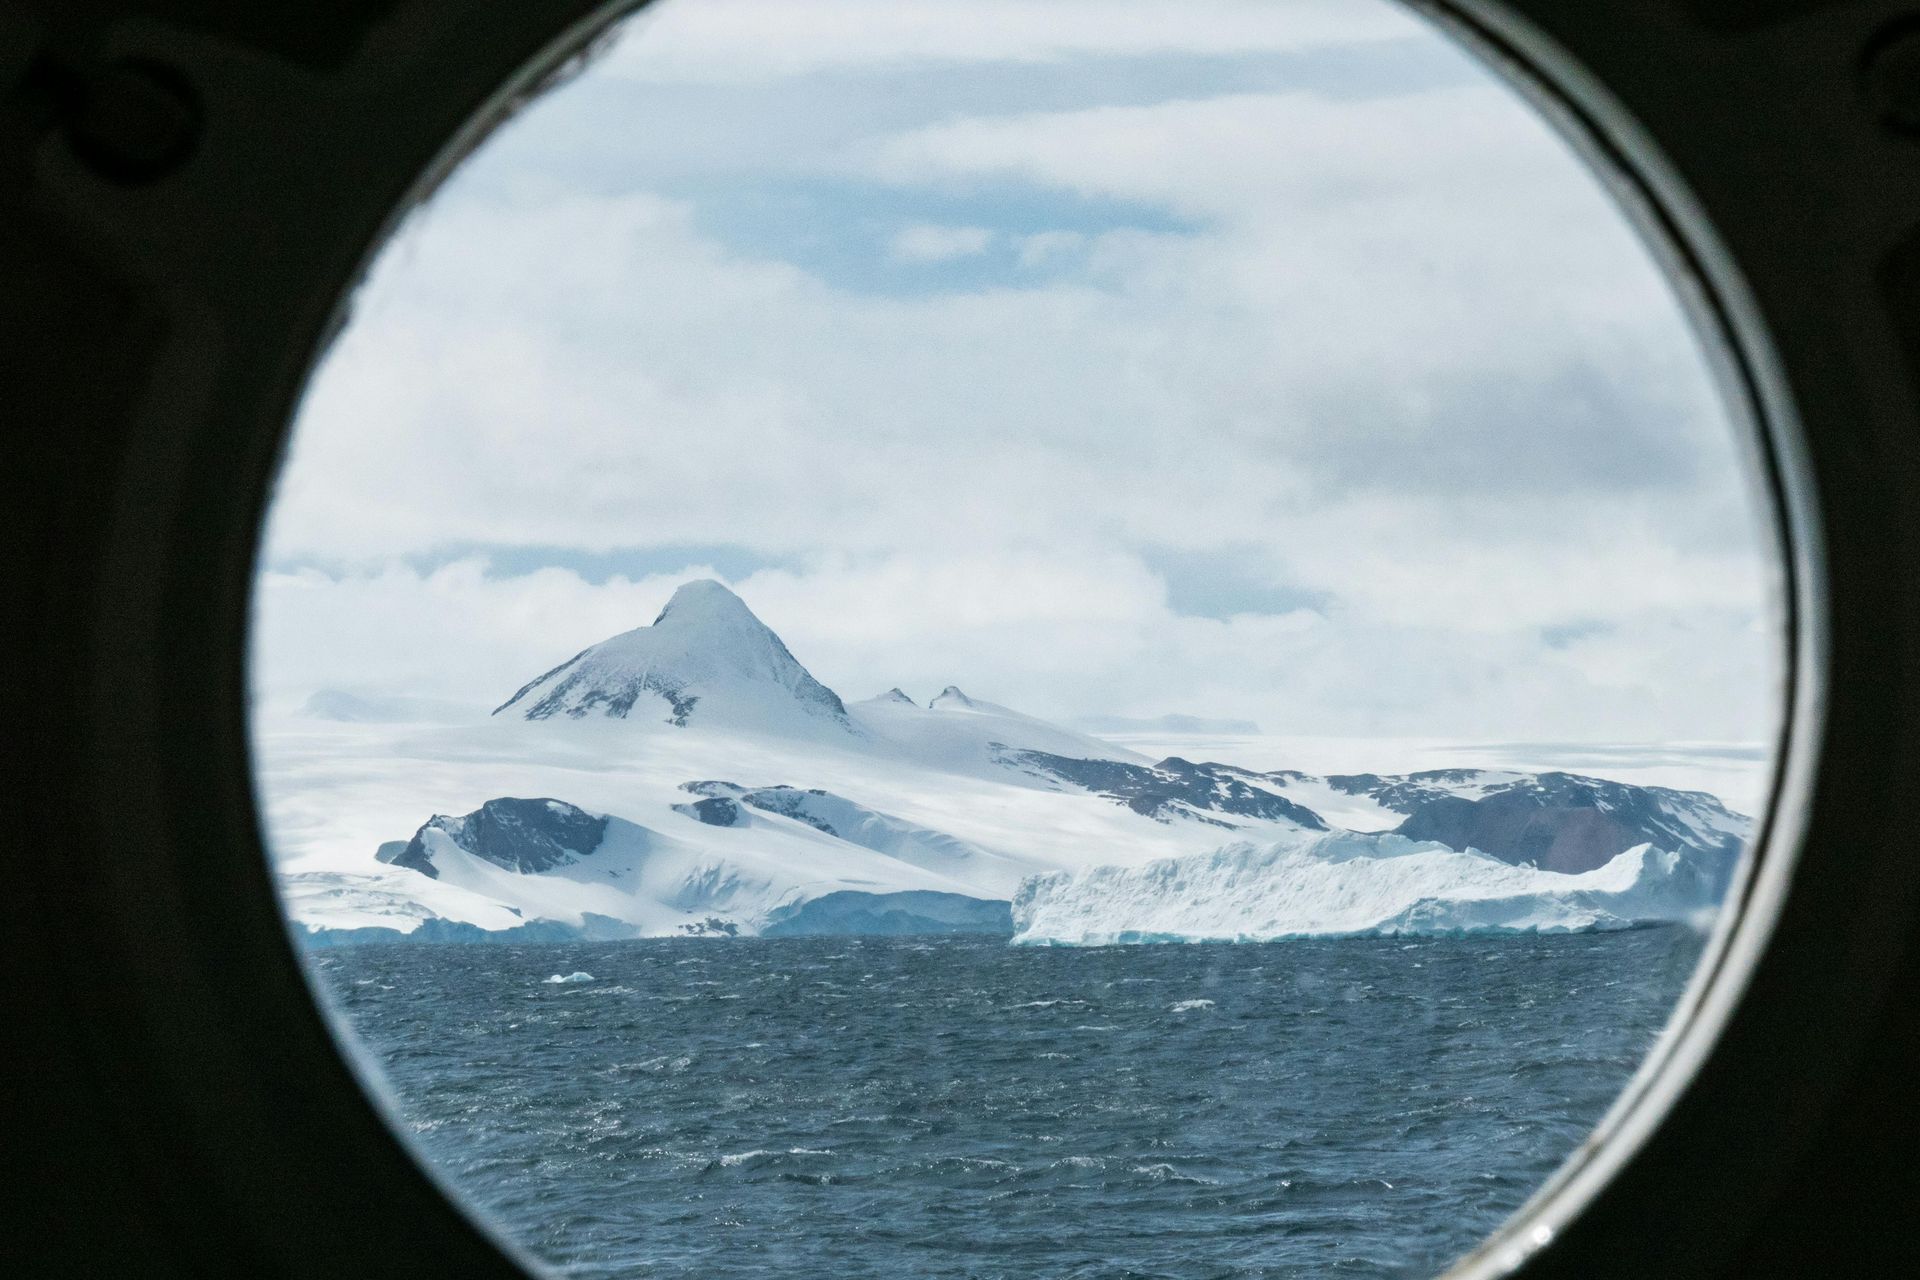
1541,619,1613,649
677,175,1195,294
1139,546,1334,620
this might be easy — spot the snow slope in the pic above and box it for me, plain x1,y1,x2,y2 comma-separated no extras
850,685,1146,773
678,782,1040,891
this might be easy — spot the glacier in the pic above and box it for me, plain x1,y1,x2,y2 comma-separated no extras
1009,832,1729,945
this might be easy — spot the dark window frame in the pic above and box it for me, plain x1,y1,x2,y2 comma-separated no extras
5,1,1915,1276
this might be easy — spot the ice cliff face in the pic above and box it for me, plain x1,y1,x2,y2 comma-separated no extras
1010,831,1730,945
493,580,852,735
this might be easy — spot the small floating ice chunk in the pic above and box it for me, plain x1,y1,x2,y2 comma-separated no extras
545,971,596,985
1170,998,1216,1013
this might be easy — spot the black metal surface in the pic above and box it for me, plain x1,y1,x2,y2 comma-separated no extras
1,0,1915,1276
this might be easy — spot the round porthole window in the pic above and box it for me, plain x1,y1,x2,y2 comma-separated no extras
247,2,1801,1276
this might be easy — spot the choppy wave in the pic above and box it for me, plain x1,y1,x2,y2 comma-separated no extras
318,930,1703,1280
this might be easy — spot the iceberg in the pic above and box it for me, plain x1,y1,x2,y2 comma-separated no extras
1010,831,1729,945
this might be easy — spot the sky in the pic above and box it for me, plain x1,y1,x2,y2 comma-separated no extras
250,0,1782,744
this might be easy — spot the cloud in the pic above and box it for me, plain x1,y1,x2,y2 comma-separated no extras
863,84,1724,489
888,223,995,262
252,557,1778,743
255,6,1780,747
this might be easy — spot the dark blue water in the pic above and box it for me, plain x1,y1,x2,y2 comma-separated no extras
311,929,1704,1279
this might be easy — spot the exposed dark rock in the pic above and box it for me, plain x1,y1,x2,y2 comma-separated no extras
389,797,609,878
991,747,1328,829
681,780,746,798
674,781,844,832
1394,795,1633,874
1326,770,1491,812
502,653,701,725
673,796,745,827
736,786,836,832
1358,771,1747,874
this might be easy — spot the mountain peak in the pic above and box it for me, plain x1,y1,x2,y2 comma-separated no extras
930,686,977,710
495,580,851,734
876,687,918,706
653,578,757,627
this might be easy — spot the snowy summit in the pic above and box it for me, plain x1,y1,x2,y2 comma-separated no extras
493,580,852,735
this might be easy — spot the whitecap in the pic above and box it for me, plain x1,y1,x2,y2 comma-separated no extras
717,1147,833,1167
1131,1163,1218,1185
716,1149,775,1168
1169,998,1216,1013
544,971,595,985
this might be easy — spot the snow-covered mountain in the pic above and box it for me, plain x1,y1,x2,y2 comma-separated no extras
851,683,1147,773
271,579,1756,946
494,579,853,737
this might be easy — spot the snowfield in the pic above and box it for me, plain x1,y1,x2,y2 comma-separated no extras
257,580,1759,944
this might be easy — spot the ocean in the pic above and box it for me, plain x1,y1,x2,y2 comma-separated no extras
310,928,1704,1279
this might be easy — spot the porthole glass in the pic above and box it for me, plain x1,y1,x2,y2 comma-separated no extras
250,2,1786,1276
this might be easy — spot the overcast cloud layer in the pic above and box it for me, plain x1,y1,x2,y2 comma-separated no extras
252,0,1781,743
